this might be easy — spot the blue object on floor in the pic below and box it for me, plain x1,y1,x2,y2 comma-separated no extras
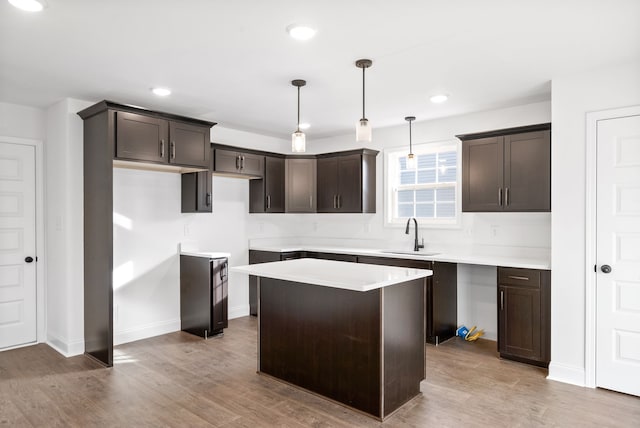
456,325,469,338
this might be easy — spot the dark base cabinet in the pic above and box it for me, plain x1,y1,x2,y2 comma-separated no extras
497,267,550,367
248,250,305,316
180,255,228,338
259,276,425,419
356,256,457,345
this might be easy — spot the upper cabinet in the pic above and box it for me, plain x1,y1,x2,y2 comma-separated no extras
285,157,316,213
458,124,551,212
250,155,285,213
79,100,215,171
213,146,264,178
316,149,378,213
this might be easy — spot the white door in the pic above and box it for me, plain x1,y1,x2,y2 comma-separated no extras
0,141,37,349
596,114,640,396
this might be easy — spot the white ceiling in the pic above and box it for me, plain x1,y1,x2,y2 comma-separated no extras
1,0,639,139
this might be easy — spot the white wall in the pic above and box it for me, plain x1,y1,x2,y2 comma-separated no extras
549,60,640,385
44,98,91,356
0,102,45,140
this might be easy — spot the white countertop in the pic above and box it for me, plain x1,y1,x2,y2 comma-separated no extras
180,251,230,259
249,245,550,270
231,258,433,292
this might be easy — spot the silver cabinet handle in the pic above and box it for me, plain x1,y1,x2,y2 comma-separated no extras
160,139,165,158
505,187,510,206
500,290,504,311
170,141,176,159
309,195,312,208
235,155,240,170
508,275,529,281
266,195,271,210
333,195,337,209
338,194,342,209
206,193,211,206
498,187,503,206
241,155,245,170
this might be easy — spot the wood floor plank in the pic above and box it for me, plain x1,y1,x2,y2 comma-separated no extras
1,316,638,427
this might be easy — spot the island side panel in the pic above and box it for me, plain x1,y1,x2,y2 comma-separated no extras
259,277,382,417
382,278,426,417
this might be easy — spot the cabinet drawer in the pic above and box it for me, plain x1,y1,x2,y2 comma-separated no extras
498,267,541,288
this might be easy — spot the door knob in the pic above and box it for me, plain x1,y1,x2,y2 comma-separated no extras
601,265,612,274
25,256,34,263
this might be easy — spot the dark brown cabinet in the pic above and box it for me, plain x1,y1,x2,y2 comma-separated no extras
181,170,212,213
459,124,550,212
497,267,550,367
306,252,358,263
115,111,210,168
214,147,264,178
357,256,457,344
248,250,305,316
250,156,285,213
180,255,228,338
78,100,215,366
316,150,378,213
285,157,316,212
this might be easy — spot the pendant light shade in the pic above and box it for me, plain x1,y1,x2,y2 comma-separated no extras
291,79,307,153
405,116,416,169
355,59,372,142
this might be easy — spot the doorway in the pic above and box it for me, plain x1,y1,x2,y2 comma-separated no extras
586,107,640,396
0,137,44,350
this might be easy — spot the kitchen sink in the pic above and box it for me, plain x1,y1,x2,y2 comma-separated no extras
380,250,440,257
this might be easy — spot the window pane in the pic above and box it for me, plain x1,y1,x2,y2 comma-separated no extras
400,170,416,185
417,169,436,184
398,156,407,170
417,153,436,169
436,202,455,218
436,187,455,202
438,151,456,167
397,189,414,203
398,204,414,218
438,166,456,182
416,203,434,218
416,189,434,202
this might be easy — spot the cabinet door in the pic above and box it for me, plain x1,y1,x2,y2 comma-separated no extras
239,152,264,177
214,149,240,173
504,130,551,211
317,157,339,212
181,171,212,213
169,121,210,168
249,251,282,316
306,252,358,262
462,136,504,212
337,154,362,212
431,262,457,345
285,158,316,212
211,259,228,332
115,111,168,163
498,284,541,361
265,157,285,212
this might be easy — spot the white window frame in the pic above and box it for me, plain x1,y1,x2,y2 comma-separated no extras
383,139,462,228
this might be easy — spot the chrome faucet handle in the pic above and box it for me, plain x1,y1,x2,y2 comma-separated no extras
419,238,425,249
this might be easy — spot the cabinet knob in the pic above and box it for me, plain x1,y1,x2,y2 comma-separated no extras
601,265,612,274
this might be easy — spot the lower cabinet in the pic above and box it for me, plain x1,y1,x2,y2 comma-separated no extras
248,250,305,316
357,256,457,344
179,255,228,338
306,252,358,263
497,267,550,367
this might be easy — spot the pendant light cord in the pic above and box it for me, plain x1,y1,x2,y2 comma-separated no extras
297,85,301,133
409,119,412,152
362,66,366,120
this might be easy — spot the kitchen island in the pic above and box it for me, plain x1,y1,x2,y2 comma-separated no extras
231,258,432,420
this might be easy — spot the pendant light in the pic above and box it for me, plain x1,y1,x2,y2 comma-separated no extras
291,79,307,153
355,59,372,142
405,116,417,169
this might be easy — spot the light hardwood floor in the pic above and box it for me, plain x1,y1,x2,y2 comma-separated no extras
1,316,638,427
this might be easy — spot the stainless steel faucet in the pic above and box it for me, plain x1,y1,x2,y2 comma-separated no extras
405,217,424,252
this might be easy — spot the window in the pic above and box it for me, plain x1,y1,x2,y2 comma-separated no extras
384,140,460,227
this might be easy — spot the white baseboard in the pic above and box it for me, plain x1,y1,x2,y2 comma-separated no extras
114,318,181,346
47,333,84,357
229,304,250,320
547,361,586,387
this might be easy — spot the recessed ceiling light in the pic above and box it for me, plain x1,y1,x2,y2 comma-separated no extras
151,87,171,97
298,122,310,130
286,24,316,41
430,94,449,104
8,0,45,12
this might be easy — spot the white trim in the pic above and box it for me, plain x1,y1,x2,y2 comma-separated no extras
584,105,640,389
547,362,586,387
0,136,46,347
